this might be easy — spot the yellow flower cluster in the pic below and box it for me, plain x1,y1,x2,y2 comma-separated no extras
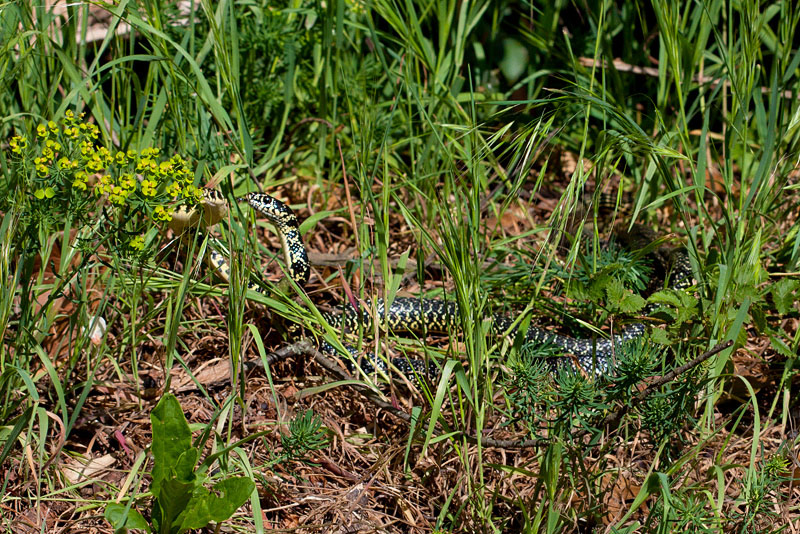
11,112,202,208
7,111,216,256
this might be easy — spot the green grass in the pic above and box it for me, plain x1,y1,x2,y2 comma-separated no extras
1,0,799,532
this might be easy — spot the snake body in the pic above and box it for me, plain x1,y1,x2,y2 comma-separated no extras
173,189,692,382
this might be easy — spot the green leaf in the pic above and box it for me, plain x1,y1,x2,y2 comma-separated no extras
649,328,670,346
605,278,646,314
177,477,255,532
648,290,682,308
649,290,698,325
769,335,795,359
153,477,195,534
150,394,193,495
771,278,798,316
34,188,46,199
44,186,55,198
104,503,152,533
499,38,528,83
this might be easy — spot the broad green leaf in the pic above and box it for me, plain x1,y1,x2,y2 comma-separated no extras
177,477,255,532
174,447,199,483
104,503,151,533
500,38,528,83
150,394,193,494
153,477,195,534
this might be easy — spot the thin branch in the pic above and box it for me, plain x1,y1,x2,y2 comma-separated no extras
252,339,733,449
584,340,734,438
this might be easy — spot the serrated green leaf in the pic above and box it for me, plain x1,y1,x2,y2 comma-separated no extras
649,289,698,326
769,335,795,359
620,293,646,314
652,306,678,321
649,328,670,345
648,290,682,307
605,278,645,314
771,278,798,316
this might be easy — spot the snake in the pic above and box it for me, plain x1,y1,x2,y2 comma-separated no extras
168,188,693,383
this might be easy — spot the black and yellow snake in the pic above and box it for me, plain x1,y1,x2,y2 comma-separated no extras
170,188,693,383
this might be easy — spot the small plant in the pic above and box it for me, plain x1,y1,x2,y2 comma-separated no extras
504,342,560,437
728,454,791,533
280,409,330,464
104,394,255,534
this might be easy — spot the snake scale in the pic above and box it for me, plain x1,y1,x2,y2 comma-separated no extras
170,188,693,383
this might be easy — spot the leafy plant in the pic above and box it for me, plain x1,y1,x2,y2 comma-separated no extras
104,394,255,534
279,409,329,464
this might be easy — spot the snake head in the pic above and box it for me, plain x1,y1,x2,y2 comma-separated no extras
238,192,310,286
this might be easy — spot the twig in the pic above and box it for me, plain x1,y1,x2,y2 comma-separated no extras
582,340,734,438
253,339,733,449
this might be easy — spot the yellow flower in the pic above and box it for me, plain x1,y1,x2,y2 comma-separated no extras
154,205,173,222
80,141,94,158
64,110,75,123
183,184,203,202
36,164,49,177
119,173,136,190
33,187,55,199
141,179,157,196
97,146,111,163
48,121,58,134
129,235,145,251
73,178,87,191
87,157,104,172
10,136,27,153
136,158,152,172
36,124,48,138
167,182,182,197
109,186,128,205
